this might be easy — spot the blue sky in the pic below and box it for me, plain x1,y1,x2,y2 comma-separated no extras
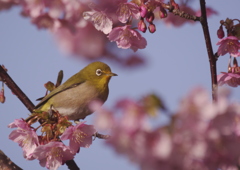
1,1,240,170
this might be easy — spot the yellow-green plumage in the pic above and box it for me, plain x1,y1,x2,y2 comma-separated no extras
35,61,117,121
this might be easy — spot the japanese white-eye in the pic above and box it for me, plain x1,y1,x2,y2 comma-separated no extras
35,61,117,121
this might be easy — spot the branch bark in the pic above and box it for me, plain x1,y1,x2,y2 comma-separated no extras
199,0,218,101
0,65,34,112
94,132,111,139
0,150,23,170
162,3,201,22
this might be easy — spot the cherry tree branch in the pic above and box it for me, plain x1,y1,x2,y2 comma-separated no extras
162,3,201,22
0,150,23,170
163,0,217,101
0,65,35,112
94,132,111,139
199,0,218,101
0,65,80,170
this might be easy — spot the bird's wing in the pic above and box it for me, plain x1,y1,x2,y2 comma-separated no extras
34,82,84,109
35,74,85,109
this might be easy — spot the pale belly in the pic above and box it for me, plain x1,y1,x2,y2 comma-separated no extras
48,83,108,120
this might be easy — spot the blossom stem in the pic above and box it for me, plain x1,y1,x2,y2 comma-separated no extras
199,0,218,101
35,122,47,131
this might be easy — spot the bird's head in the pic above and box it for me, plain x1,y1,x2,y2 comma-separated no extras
81,61,117,87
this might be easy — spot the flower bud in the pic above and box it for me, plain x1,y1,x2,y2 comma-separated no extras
148,23,156,33
159,7,167,18
138,19,147,33
0,88,5,103
233,57,238,67
140,5,147,18
217,25,225,39
146,12,154,23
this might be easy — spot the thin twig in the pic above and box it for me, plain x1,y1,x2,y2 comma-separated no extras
162,3,201,22
0,65,80,170
94,132,111,139
199,0,218,101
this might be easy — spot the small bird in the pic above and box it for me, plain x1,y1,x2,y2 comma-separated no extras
35,61,117,121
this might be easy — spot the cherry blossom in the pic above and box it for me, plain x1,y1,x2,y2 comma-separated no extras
32,142,75,170
218,57,240,87
217,72,240,87
61,122,96,153
83,10,113,34
116,1,140,23
217,36,240,57
8,119,39,160
21,0,45,18
108,25,147,51
92,87,240,170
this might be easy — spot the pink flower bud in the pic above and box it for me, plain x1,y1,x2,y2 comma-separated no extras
217,25,225,39
146,12,154,23
138,19,147,33
159,7,167,18
233,57,238,67
0,89,5,103
140,5,147,18
148,23,156,33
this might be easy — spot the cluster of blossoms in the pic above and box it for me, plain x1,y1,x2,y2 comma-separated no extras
216,18,240,87
0,0,216,65
8,113,96,170
8,78,96,170
92,87,240,170
83,0,216,51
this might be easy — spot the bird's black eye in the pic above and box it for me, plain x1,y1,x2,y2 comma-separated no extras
96,69,102,76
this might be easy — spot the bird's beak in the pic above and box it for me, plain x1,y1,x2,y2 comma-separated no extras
104,72,118,76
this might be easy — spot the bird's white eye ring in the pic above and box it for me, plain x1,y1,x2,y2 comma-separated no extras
96,69,102,76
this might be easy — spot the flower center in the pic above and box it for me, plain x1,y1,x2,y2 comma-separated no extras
73,130,87,144
50,147,63,158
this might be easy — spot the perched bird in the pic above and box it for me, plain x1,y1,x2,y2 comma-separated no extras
35,61,117,121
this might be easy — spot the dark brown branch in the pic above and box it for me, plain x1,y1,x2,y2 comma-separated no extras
0,150,23,170
66,160,80,170
0,65,80,170
199,0,218,101
0,65,35,112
